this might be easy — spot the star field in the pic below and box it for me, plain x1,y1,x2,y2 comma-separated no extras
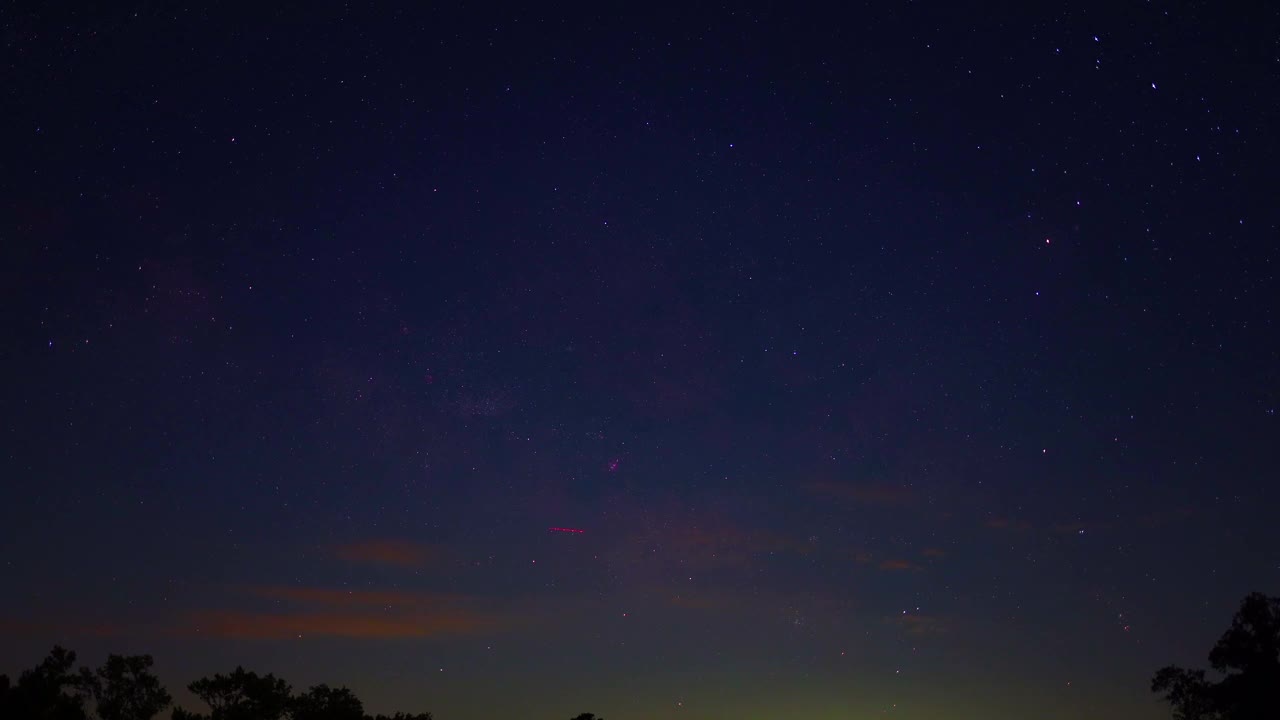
2,3,1278,720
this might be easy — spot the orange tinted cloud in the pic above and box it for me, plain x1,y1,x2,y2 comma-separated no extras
805,481,914,506
336,539,434,567
920,547,947,558
879,558,919,571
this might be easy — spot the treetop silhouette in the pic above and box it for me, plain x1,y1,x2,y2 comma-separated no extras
1152,592,1280,720
83,653,173,720
1,645,93,720
1,648,436,720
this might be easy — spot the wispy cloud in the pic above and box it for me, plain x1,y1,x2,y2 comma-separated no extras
878,558,921,571
805,481,915,506
1137,506,1195,529
187,610,493,639
183,586,507,640
664,589,738,611
892,612,946,636
620,514,812,575
0,618,123,639
249,586,462,607
335,539,435,568
984,516,1032,531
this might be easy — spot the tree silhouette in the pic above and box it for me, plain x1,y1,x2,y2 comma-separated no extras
291,684,364,720
2,648,440,720
1,669,14,718
1153,592,1280,720
173,667,291,720
570,714,603,720
1,645,92,720
81,654,172,720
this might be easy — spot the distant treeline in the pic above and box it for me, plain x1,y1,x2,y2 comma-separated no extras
0,646,602,720
10,591,1274,719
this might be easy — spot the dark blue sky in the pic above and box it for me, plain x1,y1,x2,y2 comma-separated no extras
3,3,1277,718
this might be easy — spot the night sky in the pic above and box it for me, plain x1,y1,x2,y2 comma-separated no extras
3,3,1278,719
